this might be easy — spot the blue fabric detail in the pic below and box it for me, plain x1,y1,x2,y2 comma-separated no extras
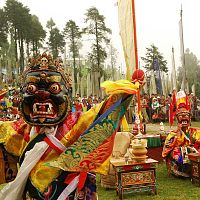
71,106,76,113
81,97,122,136
178,154,183,164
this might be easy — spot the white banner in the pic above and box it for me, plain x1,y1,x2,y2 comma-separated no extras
117,0,136,79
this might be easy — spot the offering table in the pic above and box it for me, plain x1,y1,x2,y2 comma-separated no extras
111,158,158,200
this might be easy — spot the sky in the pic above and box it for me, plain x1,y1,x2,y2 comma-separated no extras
0,0,200,73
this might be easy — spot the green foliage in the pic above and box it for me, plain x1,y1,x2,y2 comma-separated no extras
0,8,8,47
46,18,56,31
63,20,82,92
3,0,45,66
88,44,107,71
5,0,31,31
27,15,46,55
46,19,65,58
84,6,111,70
4,0,32,71
84,6,111,96
64,20,82,64
141,44,168,73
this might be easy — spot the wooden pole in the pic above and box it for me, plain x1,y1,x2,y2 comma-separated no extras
180,5,187,93
131,0,138,69
131,0,141,113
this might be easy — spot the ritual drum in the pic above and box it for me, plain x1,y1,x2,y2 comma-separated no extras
0,145,18,184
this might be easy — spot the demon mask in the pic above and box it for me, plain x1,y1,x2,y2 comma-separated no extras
20,53,72,126
176,107,191,129
175,91,191,129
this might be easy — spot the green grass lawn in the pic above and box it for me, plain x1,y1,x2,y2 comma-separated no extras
168,121,200,127
97,162,200,200
189,121,200,128
167,121,200,128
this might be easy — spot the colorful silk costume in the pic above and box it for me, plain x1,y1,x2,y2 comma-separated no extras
162,127,200,177
162,91,200,177
0,53,140,200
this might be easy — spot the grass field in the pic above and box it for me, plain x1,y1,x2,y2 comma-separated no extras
97,121,200,200
165,121,200,128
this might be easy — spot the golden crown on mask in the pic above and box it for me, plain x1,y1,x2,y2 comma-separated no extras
22,52,72,88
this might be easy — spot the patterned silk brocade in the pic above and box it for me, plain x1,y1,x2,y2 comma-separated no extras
49,121,115,173
28,108,102,192
62,104,103,148
49,94,131,175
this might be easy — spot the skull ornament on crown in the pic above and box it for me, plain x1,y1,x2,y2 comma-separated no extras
40,56,48,67
20,52,72,126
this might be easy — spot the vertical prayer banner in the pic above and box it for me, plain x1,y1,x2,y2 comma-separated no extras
150,71,157,95
117,0,136,79
179,7,188,94
161,72,166,96
179,9,185,70
153,58,163,95
171,47,177,92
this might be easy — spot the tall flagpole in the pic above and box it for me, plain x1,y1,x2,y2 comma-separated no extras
179,5,187,93
131,0,138,69
131,0,141,113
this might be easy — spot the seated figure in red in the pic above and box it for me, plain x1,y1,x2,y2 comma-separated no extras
162,91,200,177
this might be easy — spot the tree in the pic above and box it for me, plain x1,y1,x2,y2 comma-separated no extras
109,43,118,81
63,20,82,93
177,48,200,97
0,8,8,86
46,18,56,31
46,19,65,58
4,0,32,72
141,44,168,73
84,7,111,96
26,15,46,56
0,8,8,48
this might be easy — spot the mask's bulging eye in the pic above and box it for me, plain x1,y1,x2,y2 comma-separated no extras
49,83,61,94
27,84,37,94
